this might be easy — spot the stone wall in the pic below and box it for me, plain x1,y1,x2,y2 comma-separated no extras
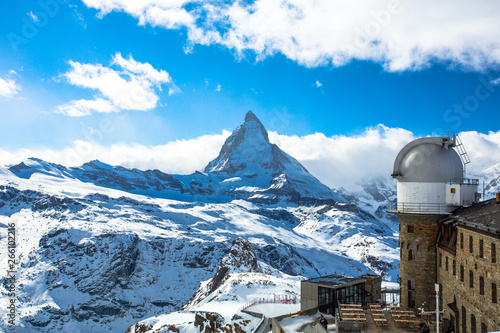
398,213,445,311
438,227,500,333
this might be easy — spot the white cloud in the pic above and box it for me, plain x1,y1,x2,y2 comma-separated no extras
57,53,176,116
0,131,231,175
81,0,500,71
0,75,20,98
56,98,117,117
269,125,416,190
2,125,499,192
27,11,39,22
315,80,322,88
215,83,222,92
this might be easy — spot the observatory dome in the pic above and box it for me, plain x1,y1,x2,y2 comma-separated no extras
393,138,463,183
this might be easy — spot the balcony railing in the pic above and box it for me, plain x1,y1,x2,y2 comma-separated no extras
386,201,455,214
448,178,479,185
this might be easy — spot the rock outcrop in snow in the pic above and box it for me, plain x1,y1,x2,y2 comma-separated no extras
184,238,264,309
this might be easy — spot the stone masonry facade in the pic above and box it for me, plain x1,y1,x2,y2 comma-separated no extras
398,213,445,312
437,226,499,333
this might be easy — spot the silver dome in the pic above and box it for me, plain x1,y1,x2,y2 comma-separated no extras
392,137,463,182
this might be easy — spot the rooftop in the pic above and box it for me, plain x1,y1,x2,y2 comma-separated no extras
443,198,500,236
303,274,366,287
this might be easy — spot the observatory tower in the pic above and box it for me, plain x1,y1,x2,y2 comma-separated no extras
390,134,479,310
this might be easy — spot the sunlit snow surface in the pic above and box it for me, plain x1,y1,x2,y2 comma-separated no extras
0,162,399,332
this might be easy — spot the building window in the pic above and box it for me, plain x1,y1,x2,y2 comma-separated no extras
469,235,473,253
453,260,456,276
493,283,498,304
481,323,488,333
480,276,484,295
469,270,474,288
462,306,467,333
460,265,464,282
407,224,414,233
408,279,415,308
460,233,464,249
408,250,415,261
439,252,442,267
479,239,484,258
445,256,449,271
471,314,476,333
492,243,497,263
450,188,456,193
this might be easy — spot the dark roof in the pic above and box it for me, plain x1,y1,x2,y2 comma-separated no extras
303,274,365,287
436,223,457,254
442,198,500,237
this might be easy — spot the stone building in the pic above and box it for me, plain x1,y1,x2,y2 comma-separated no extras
390,134,499,332
436,199,499,332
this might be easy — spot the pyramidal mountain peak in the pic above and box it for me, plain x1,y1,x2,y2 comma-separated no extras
204,110,272,174
203,111,344,202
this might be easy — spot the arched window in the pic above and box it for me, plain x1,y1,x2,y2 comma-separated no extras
471,314,476,333
481,323,487,333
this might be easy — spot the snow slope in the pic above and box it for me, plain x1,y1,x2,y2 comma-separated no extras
0,112,402,332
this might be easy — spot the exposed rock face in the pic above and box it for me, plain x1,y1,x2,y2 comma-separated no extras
185,238,263,309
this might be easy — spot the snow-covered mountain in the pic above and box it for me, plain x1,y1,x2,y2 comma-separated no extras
0,112,400,332
7,112,344,206
203,111,344,203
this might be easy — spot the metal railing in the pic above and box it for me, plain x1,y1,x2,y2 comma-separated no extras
447,178,479,185
386,201,454,214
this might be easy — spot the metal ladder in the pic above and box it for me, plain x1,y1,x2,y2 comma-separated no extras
444,132,470,178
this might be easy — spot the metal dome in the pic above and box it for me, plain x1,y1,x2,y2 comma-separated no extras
392,137,463,182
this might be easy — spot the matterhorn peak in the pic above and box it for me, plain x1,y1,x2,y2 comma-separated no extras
202,111,344,202
244,110,259,122
204,111,271,173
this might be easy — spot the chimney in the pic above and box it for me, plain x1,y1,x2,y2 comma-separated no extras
496,191,500,204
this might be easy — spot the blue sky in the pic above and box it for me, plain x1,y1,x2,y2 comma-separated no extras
1,0,500,188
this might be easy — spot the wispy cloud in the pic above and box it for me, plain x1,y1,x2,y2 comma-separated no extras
215,83,222,92
82,0,500,72
56,98,116,117
2,126,499,191
315,80,322,88
0,74,20,98
27,11,39,22
56,53,177,116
